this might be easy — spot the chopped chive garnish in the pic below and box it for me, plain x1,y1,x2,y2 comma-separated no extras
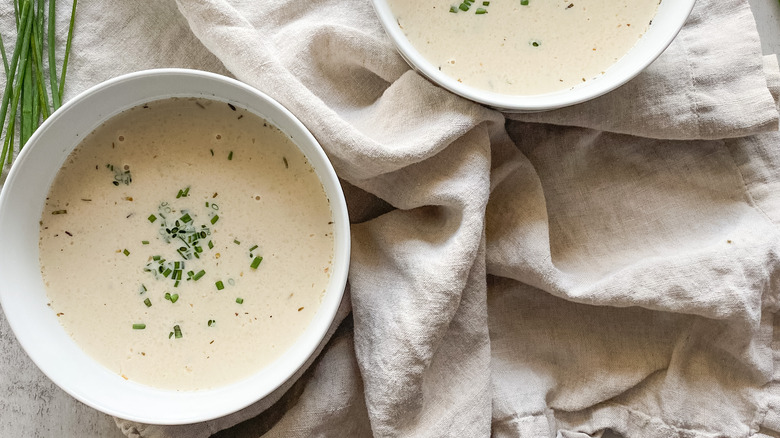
51,210,67,215
140,284,147,293
215,280,224,290
521,0,528,4
165,292,171,301
249,244,258,252
180,213,192,223
193,270,206,281
208,319,215,327
169,332,173,339
173,325,182,339
205,201,210,208
476,7,487,13
450,6,458,12
530,39,541,47
459,3,469,11
233,239,240,245
133,323,146,330
141,240,149,245
144,298,152,307
170,293,179,303
123,249,130,256
228,151,233,160
162,268,172,278
148,214,157,223
173,280,180,288
152,255,161,261
250,256,263,269
208,240,214,249
210,215,219,225
483,1,489,4
235,297,244,304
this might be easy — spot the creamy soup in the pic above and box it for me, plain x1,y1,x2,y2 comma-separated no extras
389,0,660,95
39,98,334,390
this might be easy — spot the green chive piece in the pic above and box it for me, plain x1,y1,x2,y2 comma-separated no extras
152,255,161,261
148,214,157,223
250,256,263,270
123,249,130,256
170,294,179,303
249,244,258,252
476,7,487,13
210,215,219,225
459,3,469,11
133,323,146,330
169,332,173,339
483,1,489,4
235,297,244,304
233,239,240,245
450,5,458,12
162,268,172,278
521,0,529,4
58,0,77,100
173,325,182,338
531,39,541,47
48,0,61,109
215,280,224,290
208,240,214,249
192,270,206,281
208,319,215,327
141,240,149,245
144,298,152,307
180,213,192,223
228,151,233,160
164,292,171,301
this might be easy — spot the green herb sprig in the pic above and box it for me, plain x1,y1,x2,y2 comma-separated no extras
0,0,77,176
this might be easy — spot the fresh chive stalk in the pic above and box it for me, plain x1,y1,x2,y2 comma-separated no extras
1,0,77,174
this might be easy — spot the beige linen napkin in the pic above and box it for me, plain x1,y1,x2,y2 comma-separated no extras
2,0,780,437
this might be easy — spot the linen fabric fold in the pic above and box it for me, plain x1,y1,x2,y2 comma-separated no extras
2,0,780,437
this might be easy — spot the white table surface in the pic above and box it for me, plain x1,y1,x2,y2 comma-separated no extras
1,3,778,437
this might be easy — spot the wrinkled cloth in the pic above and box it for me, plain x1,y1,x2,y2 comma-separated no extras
2,0,780,437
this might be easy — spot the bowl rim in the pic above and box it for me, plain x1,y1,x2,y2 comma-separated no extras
0,68,351,424
371,0,697,111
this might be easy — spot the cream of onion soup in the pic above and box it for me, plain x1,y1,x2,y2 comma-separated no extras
39,98,334,390
389,0,660,94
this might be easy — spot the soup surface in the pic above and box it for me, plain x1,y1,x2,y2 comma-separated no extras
39,98,334,390
388,0,660,94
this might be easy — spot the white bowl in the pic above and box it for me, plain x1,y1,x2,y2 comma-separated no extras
372,0,696,111
0,69,350,424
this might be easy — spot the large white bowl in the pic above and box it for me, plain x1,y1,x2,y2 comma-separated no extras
372,0,696,111
0,69,350,424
